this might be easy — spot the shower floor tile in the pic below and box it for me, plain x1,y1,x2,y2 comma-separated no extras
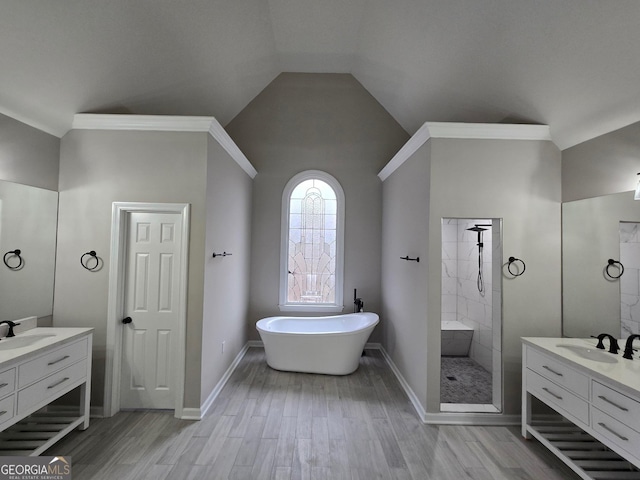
440,356,492,404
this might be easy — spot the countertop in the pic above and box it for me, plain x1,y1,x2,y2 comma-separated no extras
0,327,93,366
522,337,640,399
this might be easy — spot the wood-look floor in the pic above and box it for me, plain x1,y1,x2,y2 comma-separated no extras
47,348,580,479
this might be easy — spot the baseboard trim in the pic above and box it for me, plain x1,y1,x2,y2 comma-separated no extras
187,343,252,420
373,343,521,426
180,408,202,421
373,343,428,423
91,406,104,418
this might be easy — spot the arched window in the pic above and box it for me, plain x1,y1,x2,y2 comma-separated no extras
280,170,345,312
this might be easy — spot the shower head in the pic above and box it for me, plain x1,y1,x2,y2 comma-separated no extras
467,224,489,246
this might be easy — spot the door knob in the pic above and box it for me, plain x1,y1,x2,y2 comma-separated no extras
122,317,132,324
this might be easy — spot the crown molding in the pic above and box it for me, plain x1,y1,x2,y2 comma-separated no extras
426,122,552,141
71,114,257,179
378,122,553,181
71,114,216,132
208,118,257,179
378,122,431,181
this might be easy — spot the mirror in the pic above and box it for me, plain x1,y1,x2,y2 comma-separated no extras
562,190,640,338
0,180,58,322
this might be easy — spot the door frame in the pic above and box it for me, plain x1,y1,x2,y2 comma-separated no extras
104,202,190,418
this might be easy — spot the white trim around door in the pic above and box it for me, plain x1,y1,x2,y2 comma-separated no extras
104,202,190,419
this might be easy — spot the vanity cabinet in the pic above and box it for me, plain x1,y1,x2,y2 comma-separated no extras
591,380,640,462
0,328,93,456
522,338,640,479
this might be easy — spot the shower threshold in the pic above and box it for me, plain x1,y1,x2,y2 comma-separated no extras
440,403,500,413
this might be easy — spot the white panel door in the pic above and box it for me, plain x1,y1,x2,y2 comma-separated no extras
120,212,183,409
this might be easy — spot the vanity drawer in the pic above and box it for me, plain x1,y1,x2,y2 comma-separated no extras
526,347,589,398
527,370,589,425
592,407,640,461
592,381,640,433
0,394,15,429
0,368,15,397
17,359,87,415
18,337,88,388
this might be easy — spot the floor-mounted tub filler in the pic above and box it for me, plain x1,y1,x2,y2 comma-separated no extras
256,312,379,375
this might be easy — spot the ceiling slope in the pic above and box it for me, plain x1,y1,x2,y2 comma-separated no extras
1,0,640,149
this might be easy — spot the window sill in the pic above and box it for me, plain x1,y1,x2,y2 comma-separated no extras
278,304,345,314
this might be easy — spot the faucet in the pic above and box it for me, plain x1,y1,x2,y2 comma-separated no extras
595,333,620,354
623,334,640,360
353,288,364,313
0,321,17,339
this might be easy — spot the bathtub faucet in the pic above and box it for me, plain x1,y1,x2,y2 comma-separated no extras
354,297,364,312
353,288,364,312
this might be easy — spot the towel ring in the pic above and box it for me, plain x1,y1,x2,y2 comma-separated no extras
605,259,624,279
507,256,526,277
3,249,23,270
81,251,99,271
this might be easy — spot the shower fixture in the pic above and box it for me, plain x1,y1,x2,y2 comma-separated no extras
466,224,491,294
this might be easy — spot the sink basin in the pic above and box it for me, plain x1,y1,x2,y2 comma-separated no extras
0,334,56,350
556,344,618,363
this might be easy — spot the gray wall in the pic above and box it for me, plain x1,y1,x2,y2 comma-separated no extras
201,137,253,405
428,138,562,414
55,129,208,409
226,73,409,337
562,121,640,202
0,113,59,190
381,142,430,408
381,136,562,416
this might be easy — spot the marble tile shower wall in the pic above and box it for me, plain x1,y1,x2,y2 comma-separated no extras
441,219,493,372
442,219,458,324
620,222,640,337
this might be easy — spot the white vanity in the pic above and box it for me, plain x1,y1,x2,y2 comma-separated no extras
0,324,93,456
522,337,640,479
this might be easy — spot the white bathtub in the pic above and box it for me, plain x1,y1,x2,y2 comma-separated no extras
256,312,379,375
441,320,474,356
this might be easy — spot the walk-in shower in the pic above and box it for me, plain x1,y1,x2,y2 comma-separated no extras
441,218,502,414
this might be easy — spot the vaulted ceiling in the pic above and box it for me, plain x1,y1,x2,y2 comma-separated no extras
2,0,640,149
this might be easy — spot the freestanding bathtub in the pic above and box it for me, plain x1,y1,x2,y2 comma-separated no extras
256,312,379,375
